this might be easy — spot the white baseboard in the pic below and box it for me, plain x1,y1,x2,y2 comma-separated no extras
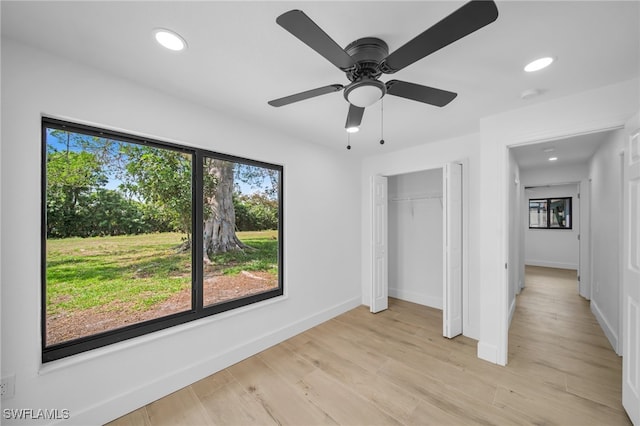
525,260,578,270
590,300,620,355
389,288,442,310
67,297,362,426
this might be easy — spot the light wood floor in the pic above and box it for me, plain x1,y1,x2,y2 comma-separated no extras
108,266,630,425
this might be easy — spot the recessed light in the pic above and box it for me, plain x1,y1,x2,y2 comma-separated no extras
524,56,554,72
548,156,558,161
346,126,359,133
153,28,187,51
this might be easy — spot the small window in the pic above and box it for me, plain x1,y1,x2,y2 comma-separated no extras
529,197,572,229
42,118,283,362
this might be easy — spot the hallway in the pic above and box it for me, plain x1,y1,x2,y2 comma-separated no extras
508,265,630,424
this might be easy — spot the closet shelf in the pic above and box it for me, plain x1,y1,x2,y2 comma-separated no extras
389,195,442,202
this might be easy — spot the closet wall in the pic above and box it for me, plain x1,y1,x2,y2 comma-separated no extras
388,169,443,309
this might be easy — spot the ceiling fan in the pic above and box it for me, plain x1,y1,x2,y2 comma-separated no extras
268,0,499,132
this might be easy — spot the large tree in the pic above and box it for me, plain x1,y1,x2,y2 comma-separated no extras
123,149,254,256
202,158,250,256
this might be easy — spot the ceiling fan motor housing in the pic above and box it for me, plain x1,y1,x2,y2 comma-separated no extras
343,37,389,107
343,37,389,80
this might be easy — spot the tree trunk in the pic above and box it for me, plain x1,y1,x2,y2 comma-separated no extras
203,159,249,256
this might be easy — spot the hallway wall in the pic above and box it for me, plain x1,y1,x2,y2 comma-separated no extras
588,129,625,352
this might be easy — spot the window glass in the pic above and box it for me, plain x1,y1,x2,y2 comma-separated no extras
549,198,571,228
42,118,283,361
44,126,193,346
529,199,548,228
202,157,280,307
528,197,572,229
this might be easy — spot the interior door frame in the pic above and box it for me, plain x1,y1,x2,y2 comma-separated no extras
617,151,625,356
501,126,625,365
370,161,469,337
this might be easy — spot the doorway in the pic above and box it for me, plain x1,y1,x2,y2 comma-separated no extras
371,163,463,339
507,129,624,357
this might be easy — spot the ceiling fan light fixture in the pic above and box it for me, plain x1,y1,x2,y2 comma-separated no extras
524,56,554,72
344,79,386,108
346,126,360,133
153,28,187,51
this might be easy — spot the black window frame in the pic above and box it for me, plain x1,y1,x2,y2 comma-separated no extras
528,197,572,230
41,117,284,362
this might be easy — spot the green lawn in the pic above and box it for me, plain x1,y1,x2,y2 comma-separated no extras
46,231,278,314
208,230,279,276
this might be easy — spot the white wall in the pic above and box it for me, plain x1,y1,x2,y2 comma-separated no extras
523,184,580,270
0,40,362,425
478,78,639,365
361,133,481,339
388,169,443,309
588,130,625,352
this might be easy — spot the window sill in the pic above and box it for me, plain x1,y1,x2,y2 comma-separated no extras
39,293,288,375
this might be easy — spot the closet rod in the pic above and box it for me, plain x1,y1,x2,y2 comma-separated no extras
389,195,442,202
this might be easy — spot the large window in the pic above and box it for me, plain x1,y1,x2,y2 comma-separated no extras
528,197,572,229
42,118,283,362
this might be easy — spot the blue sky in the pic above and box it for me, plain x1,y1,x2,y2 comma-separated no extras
46,128,275,196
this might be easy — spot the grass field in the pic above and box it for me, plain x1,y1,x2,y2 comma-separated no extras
46,231,278,315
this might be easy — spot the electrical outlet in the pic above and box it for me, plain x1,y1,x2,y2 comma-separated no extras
1,374,15,399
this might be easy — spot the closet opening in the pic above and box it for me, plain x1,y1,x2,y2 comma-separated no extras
388,169,444,311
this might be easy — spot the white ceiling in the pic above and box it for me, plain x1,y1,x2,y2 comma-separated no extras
2,1,639,157
510,129,616,171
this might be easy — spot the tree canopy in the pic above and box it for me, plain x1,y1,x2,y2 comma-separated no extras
45,128,279,255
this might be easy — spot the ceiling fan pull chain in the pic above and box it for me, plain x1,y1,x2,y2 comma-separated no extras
380,98,385,145
347,132,352,150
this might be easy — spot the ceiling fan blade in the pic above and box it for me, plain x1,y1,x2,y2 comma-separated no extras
268,84,344,107
381,0,498,74
386,80,457,107
276,10,356,71
345,104,365,129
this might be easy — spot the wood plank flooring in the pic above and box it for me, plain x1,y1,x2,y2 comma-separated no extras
108,266,631,425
